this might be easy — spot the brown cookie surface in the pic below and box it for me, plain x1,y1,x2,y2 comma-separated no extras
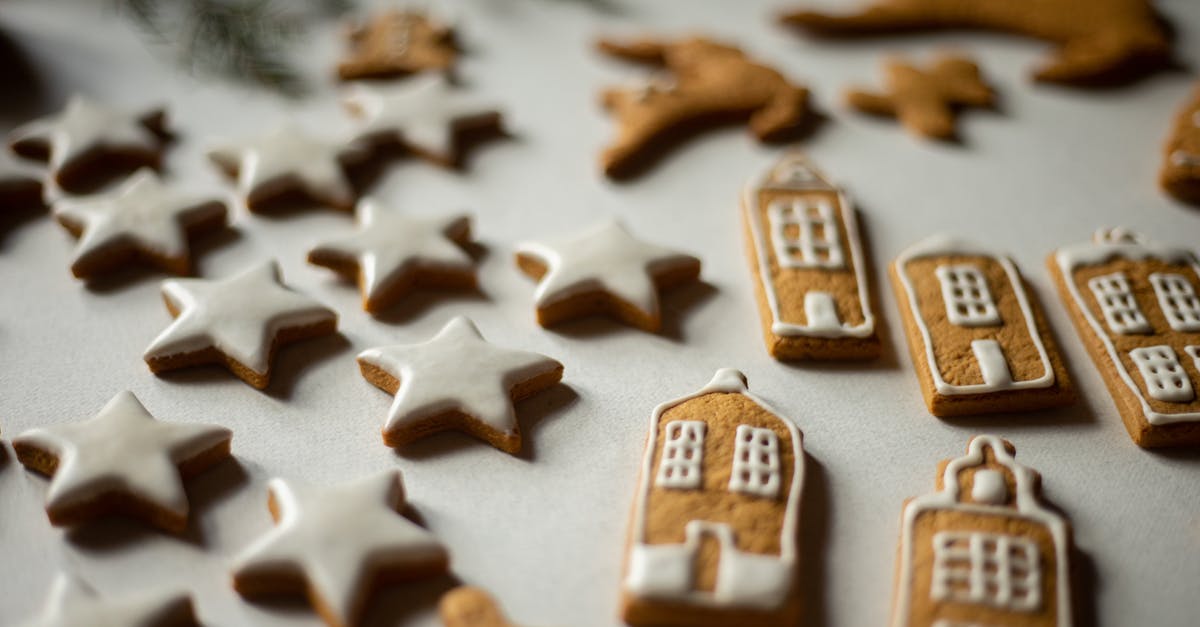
338,10,457,81
846,53,995,140
1160,82,1200,204
439,587,522,627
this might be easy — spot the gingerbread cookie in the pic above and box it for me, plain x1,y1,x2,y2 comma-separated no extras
780,0,1171,86
8,95,168,193
891,235,1075,416
52,169,227,279
623,369,803,627
1159,83,1200,204
233,470,449,627
337,10,457,81
439,587,522,627
17,574,198,627
742,153,880,360
891,435,1073,627
845,53,995,140
515,219,701,332
12,390,232,533
1047,228,1200,447
357,316,563,453
343,75,504,168
143,261,338,389
308,198,475,314
596,36,810,178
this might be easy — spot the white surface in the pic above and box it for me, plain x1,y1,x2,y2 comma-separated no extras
0,1,1198,625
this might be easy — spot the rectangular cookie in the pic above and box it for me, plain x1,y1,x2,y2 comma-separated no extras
891,235,1075,416
1047,228,1200,447
741,153,880,360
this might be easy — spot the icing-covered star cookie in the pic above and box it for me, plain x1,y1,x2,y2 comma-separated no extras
846,54,996,140
232,470,449,627
208,125,362,212
440,587,523,627
12,390,232,533
356,316,563,453
52,168,228,279
7,95,168,192
343,74,504,167
515,219,702,332
308,197,475,314
143,261,338,389
16,574,198,627
337,10,458,80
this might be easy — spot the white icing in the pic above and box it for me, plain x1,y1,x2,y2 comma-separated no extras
892,435,1071,627
1148,272,1200,332
930,531,1041,612
894,234,1055,396
970,469,1007,505
625,369,803,610
356,316,561,448
514,219,699,319
308,197,473,308
0,146,43,186
343,73,501,158
207,124,357,209
1053,230,1200,425
7,95,162,178
655,420,706,490
802,291,842,333
1170,150,1200,167
52,168,225,274
728,425,782,499
742,153,876,338
16,573,194,627
766,197,844,269
935,264,1001,327
1129,346,1195,403
1087,272,1152,334
971,339,1013,388
13,390,231,521
231,471,447,626
144,261,337,377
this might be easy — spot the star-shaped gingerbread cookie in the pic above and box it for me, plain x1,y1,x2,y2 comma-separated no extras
8,95,168,192
52,168,228,279
308,198,475,314
16,574,198,627
356,316,564,453
337,10,458,81
12,390,232,533
343,74,504,167
143,261,338,389
232,470,449,627
515,219,701,332
845,53,995,140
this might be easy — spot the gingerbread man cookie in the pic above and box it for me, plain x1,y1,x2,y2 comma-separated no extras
1160,83,1200,204
439,587,523,627
338,10,457,81
846,54,995,140
17,574,199,627
780,0,1172,86
596,36,810,178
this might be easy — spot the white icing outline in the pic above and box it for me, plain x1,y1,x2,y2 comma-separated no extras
930,530,1041,612
894,234,1054,395
892,435,1071,627
1148,272,1200,332
1128,345,1195,403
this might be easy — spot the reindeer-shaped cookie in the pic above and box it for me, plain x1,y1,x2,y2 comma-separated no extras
597,36,810,179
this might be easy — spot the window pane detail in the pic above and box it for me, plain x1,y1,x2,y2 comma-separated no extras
1149,273,1200,332
655,420,705,490
767,198,844,269
931,531,1041,612
935,265,1000,327
1088,272,1151,334
728,425,782,499
1130,346,1195,403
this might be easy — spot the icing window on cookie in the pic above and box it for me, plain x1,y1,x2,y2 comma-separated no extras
1088,272,1152,334
1149,273,1200,332
1129,346,1195,403
766,198,844,270
655,420,705,490
935,265,1000,327
931,531,1041,612
728,425,781,499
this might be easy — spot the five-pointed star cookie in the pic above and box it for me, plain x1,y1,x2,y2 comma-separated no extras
356,316,563,453
515,219,702,332
208,125,363,212
52,168,228,278
232,470,449,627
337,10,458,81
344,74,504,167
308,197,475,314
17,574,198,627
12,390,232,533
8,95,167,192
143,261,339,389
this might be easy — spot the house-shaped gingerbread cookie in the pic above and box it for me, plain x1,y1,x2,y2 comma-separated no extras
891,435,1073,627
741,153,880,360
622,369,803,627
1048,228,1200,447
